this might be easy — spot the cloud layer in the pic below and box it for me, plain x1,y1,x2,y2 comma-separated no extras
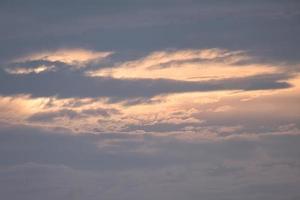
0,1,300,199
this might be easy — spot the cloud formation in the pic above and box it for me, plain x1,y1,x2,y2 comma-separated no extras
87,48,279,81
5,65,56,74
12,48,113,68
0,125,299,200
0,1,300,199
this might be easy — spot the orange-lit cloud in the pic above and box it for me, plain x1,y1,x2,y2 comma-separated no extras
1,48,299,137
14,48,113,67
1,74,297,135
5,65,56,74
87,48,279,81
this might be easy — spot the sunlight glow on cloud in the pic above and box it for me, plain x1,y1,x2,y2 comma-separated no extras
87,48,279,81
1,1,300,199
5,65,56,74
1,73,299,135
0,47,299,135
14,49,113,67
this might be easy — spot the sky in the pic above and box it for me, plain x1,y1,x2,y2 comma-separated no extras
0,0,300,199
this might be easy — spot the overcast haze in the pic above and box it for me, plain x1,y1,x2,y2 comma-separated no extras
1,1,300,199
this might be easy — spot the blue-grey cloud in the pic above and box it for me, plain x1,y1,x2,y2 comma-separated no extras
0,124,300,200
0,0,299,64
0,1,300,199
0,68,293,99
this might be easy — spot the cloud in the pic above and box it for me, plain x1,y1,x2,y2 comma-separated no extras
2,48,292,102
87,49,280,81
13,49,113,68
0,66,293,99
27,109,79,122
27,107,120,122
0,1,300,199
4,65,56,74
0,124,300,200
81,107,120,117
0,73,298,134
1,0,299,66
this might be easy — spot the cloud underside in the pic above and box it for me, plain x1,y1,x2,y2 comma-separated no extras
0,125,300,200
1,48,294,100
1,1,300,199
0,70,292,99
0,4,299,198
0,48,298,135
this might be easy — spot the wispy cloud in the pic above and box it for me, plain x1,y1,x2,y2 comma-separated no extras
4,65,56,74
86,49,279,81
1,1,300,199
13,48,113,68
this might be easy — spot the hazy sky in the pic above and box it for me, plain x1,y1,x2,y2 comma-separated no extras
0,1,300,199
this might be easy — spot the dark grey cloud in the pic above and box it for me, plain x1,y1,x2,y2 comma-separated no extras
0,68,293,99
0,0,299,64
